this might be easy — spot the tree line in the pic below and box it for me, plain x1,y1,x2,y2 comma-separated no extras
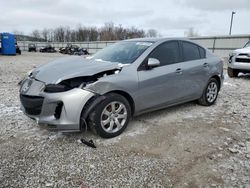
28,22,158,42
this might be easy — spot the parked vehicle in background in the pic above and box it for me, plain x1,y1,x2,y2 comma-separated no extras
228,40,250,77
19,38,224,138
68,45,79,55
28,43,37,52
73,48,89,56
15,42,21,55
59,47,67,54
40,45,56,53
59,44,77,54
59,44,89,55
59,44,72,54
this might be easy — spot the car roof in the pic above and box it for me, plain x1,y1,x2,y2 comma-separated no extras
124,37,189,43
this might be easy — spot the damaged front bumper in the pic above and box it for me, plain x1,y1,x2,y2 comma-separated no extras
20,78,95,131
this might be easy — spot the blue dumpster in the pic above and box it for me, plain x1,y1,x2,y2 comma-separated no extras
1,33,16,55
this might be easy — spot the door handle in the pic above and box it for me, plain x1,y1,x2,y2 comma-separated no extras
203,63,209,67
175,68,183,74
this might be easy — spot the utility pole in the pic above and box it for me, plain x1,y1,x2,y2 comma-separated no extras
229,11,236,35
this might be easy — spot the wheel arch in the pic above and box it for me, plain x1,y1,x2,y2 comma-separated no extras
211,75,222,91
80,90,135,131
105,90,135,116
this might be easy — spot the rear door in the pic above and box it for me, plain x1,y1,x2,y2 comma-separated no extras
179,41,209,98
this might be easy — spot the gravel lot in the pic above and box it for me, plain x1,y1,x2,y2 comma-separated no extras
0,52,249,188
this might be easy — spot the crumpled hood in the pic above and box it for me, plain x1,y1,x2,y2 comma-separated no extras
32,56,121,84
235,46,250,54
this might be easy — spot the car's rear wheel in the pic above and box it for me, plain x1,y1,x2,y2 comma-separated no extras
228,67,239,77
198,78,219,106
88,93,131,138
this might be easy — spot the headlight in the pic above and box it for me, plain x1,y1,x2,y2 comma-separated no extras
18,69,34,85
229,52,237,57
26,69,34,77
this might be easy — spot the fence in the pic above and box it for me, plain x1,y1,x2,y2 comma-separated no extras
17,34,250,57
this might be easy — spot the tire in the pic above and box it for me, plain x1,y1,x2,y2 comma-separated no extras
228,67,239,78
88,93,131,138
198,78,219,106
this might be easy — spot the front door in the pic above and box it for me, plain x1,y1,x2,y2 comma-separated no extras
136,41,186,112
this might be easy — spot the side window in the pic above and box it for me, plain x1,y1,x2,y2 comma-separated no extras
198,46,206,59
149,41,180,66
182,42,201,61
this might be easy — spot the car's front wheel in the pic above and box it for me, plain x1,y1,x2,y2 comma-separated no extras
89,93,131,138
228,67,239,77
198,78,219,106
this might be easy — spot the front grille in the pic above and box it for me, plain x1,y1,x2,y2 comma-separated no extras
20,95,44,115
238,53,249,56
235,58,250,63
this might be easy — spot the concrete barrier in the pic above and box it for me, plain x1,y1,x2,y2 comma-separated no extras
191,35,250,57
17,34,250,57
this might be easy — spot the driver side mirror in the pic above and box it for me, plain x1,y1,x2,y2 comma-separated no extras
147,58,160,69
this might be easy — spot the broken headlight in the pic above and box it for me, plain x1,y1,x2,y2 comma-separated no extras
18,69,36,86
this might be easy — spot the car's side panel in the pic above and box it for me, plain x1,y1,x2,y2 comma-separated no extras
85,65,139,100
180,59,210,99
136,63,186,112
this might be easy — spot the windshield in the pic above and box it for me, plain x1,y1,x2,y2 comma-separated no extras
244,41,250,48
91,41,153,64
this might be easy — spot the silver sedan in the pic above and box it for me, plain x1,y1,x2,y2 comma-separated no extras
19,38,224,138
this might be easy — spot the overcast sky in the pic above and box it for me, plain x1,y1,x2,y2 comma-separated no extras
1,0,250,37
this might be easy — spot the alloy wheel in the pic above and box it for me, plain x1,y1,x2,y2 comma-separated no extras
100,101,128,133
206,82,218,103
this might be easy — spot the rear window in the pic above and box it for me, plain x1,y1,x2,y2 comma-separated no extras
198,47,206,59
182,42,200,61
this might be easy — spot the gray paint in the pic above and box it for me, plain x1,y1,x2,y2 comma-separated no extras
19,38,224,131
33,56,121,84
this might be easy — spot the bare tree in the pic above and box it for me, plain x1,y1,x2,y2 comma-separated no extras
89,27,99,41
70,30,77,42
127,26,145,39
41,28,49,42
48,29,54,42
31,29,41,39
114,24,126,40
54,26,65,42
64,27,71,42
76,25,89,41
100,22,116,41
20,22,151,42
147,29,158,38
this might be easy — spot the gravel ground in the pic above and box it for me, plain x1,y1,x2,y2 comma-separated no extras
0,52,249,188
